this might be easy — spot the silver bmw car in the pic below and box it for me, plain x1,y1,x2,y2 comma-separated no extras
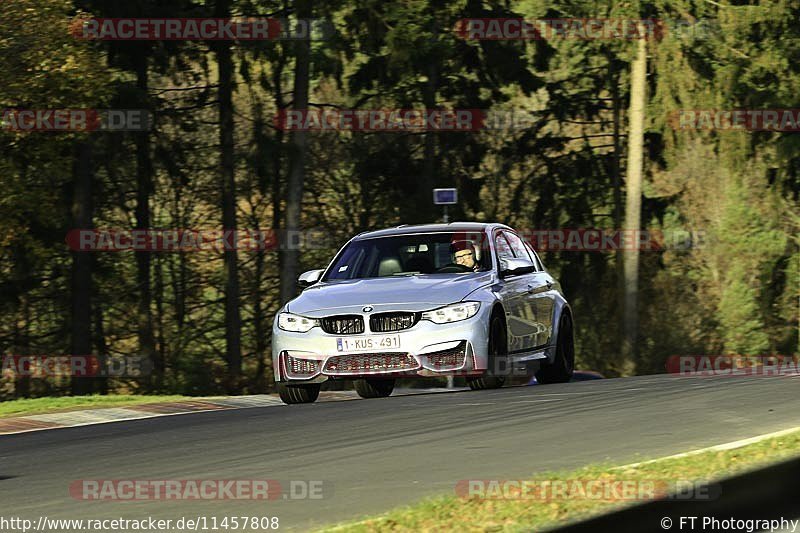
272,223,574,404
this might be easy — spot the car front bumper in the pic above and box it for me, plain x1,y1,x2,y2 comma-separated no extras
272,310,492,383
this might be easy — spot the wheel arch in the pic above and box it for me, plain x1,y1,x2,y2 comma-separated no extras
490,301,506,322
548,299,574,363
490,301,508,344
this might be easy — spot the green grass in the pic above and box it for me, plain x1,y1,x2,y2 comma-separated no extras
321,429,800,532
0,395,195,418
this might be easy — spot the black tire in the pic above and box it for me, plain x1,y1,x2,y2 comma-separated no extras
535,313,575,384
467,313,507,390
354,378,395,398
278,382,321,404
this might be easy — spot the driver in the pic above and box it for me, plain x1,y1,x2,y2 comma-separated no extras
450,240,480,272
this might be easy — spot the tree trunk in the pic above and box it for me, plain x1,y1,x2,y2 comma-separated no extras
11,244,31,398
622,32,647,372
253,248,268,391
93,301,108,395
171,185,187,331
269,46,287,390
253,102,269,391
12,291,29,398
134,54,158,391
609,57,625,366
70,140,94,396
419,61,439,224
273,93,285,305
215,0,242,388
154,252,167,387
280,0,312,305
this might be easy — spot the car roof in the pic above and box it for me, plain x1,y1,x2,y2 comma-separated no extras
353,222,511,240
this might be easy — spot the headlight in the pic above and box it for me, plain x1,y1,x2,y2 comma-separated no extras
277,312,319,332
421,302,481,324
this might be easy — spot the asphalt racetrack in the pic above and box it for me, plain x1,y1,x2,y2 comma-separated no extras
2,374,799,531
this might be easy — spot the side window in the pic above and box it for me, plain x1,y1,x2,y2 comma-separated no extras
503,231,533,262
494,233,514,261
524,242,543,271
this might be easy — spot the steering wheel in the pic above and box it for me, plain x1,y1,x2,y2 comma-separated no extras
436,263,473,273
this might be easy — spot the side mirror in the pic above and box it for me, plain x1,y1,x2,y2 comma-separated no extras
297,269,324,289
499,257,536,277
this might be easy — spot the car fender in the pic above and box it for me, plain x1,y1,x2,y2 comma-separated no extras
547,295,573,364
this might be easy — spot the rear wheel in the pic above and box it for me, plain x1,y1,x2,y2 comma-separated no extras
467,313,507,390
535,313,575,384
354,378,395,398
278,382,321,404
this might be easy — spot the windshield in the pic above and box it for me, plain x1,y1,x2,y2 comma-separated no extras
323,232,492,281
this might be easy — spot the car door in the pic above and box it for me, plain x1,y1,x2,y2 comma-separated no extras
493,231,530,353
503,231,553,350
522,239,556,346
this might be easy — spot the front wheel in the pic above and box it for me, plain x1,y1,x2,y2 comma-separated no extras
354,378,395,398
535,313,575,384
467,313,507,390
278,382,321,404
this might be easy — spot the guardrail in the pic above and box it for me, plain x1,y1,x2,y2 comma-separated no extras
551,455,800,532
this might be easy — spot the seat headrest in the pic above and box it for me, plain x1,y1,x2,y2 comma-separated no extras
378,257,402,276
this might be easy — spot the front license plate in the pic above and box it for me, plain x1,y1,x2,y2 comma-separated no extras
336,335,401,352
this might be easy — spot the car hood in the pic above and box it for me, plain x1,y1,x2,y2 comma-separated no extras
286,273,494,317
